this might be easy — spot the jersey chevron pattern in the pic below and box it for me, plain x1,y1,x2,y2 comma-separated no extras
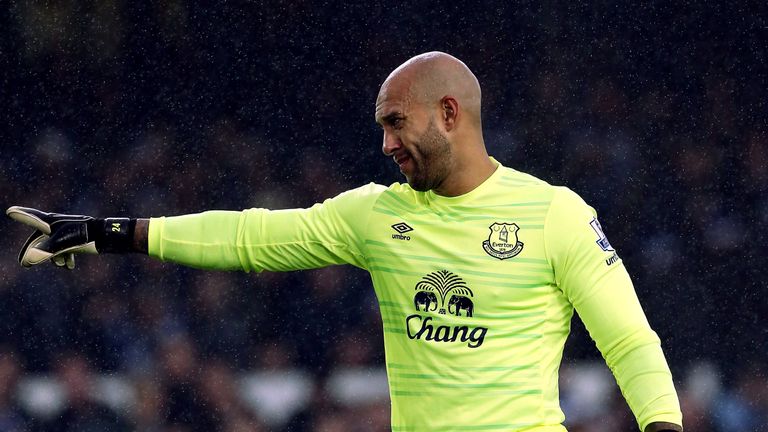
148,160,682,431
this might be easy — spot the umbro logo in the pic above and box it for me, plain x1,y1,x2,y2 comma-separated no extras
391,222,413,241
392,222,413,234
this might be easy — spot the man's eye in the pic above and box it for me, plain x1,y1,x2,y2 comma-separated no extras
391,118,403,128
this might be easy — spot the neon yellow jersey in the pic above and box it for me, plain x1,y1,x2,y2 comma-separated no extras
148,160,682,431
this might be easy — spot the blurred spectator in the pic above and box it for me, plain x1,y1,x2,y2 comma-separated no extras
189,272,252,368
198,361,265,429
678,361,721,431
0,348,31,432
41,352,131,432
131,376,165,432
712,361,768,431
158,334,217,431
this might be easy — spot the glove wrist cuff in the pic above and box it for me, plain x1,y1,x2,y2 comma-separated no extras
90,218,136,253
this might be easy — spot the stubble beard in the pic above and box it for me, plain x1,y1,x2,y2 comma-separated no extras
406,118,452,192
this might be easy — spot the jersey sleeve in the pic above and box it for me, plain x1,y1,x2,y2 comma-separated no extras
147,183,385,272
544,187,682,431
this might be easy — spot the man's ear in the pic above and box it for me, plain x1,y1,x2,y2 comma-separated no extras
441,96,459,132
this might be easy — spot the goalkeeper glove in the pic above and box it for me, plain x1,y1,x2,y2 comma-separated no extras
6,206,135,269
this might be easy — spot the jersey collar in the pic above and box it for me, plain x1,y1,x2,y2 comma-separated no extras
425,157,503,206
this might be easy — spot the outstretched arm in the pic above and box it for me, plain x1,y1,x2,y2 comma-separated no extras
8,207,362,271
8,184,382,271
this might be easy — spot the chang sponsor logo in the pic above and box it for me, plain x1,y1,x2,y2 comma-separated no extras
407,270,488,348
406,314,487,348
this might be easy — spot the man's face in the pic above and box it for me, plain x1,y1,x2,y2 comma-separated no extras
375,80,453,192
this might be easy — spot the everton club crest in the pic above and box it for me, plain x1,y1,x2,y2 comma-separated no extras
482,222,524,260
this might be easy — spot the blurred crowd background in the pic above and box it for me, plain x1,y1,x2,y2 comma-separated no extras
1,2,766,431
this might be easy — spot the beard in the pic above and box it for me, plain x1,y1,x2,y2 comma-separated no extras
405,118,453,192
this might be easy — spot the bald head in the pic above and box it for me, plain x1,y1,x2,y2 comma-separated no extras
375,52,494,196
380,52,482,127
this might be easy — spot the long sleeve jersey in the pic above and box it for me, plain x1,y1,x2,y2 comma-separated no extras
148,160,682,431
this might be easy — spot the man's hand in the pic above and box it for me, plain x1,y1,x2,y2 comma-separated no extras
6,206,135,269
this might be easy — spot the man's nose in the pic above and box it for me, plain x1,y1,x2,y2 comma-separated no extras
382,132,401,156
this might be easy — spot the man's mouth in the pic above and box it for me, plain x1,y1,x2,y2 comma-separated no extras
394,154,410,167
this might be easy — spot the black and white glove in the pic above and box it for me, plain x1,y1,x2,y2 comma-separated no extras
6,206,135,269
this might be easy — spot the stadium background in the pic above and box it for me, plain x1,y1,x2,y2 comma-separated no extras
0,2,765,431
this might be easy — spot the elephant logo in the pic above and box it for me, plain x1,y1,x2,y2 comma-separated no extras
413,270,474,316
448,295,474,317
407,270,487,348
414,291,438,312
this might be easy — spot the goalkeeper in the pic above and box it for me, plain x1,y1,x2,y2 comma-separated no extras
7,52,682,432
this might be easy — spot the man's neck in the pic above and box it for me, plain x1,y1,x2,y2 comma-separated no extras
433,153,497,197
